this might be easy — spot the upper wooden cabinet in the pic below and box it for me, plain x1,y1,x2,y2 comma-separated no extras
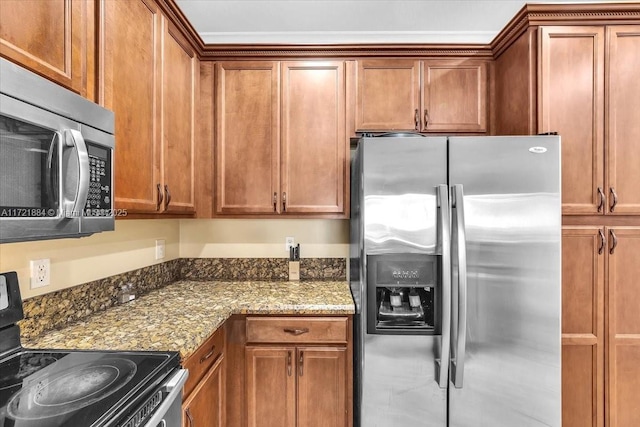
103,0,196,215
502,24,640,216
356,59,488,133
0,0,94,98
215,61,349,218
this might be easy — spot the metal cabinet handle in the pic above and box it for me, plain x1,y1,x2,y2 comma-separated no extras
414,109,419,130
597,187,605,212
157,183,164,210
164,184,171,209
424,109,429,129
283,328,309,336
282,192,287,212
287,350,292,376
609,229,618,255
199,345,216,364
598,229,606,255
299,350,304,376
436,185,451,389
610,187,618,212
273,192,277,212
186,407,194,427
451,184,468,389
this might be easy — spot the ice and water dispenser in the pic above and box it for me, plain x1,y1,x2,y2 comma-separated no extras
367,254,440,334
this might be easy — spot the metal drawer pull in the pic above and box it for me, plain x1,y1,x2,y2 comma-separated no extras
164,184,171,209
597,187,605,212
598,229,605,255
282,192,287,212
157,183,163,210
186,408,194,427
609,229,618,255
299,351,304,376
610,187,618,212
424,109,429,128
283,328,309,336
414,109,419,130
287,350,292,376
273,192,277,212
199,345,216,364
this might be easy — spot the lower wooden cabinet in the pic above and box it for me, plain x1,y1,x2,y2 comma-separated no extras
246,346,347,427
183,355,224,427
562,225,640,426
182,327,225,427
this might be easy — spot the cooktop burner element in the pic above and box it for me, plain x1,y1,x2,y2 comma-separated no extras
7,358,137,420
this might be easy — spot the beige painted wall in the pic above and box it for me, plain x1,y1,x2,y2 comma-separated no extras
0,219,349,299
0,219,180,299
179,219,349,258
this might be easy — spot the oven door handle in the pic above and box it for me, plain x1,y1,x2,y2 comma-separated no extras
62,129,90,218
142,369,189,427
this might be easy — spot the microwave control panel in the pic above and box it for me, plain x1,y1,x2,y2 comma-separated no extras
84,143,112,216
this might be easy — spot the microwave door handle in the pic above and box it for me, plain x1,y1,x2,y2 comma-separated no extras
45,132,60,210
436,184,451,388
63,129,89,218
451,184,468,388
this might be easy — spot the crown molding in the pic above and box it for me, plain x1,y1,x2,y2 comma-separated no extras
491,2,640,58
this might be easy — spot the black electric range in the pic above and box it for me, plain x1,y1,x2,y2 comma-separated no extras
0,272,185,427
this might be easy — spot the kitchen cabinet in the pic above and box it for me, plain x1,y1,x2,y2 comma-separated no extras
538,25,640,216
215,61,348,217
562,227,605,427
104,0,196,214
244,316,351,427
0,0,95,98
562,226,640,427
356,59,488,133
182,327,225,427
606,227,640,427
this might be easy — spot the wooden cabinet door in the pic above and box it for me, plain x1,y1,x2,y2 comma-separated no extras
183,357,224,427
356,60,421,131
246,346,296,427
103,0,161,213
281,61,347,216
421,60,487,132
538,27,605,215
297,347,347,427
562,227,605,427
0,0,90,96
606,227,640,427
606,26,640,215
161,21,196,214
215,61,280,214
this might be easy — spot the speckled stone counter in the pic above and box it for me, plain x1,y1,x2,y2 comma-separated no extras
22,280,354,361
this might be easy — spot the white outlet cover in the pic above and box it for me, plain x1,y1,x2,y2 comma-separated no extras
285,236,295,251
30,258,50,289
155,239,166,260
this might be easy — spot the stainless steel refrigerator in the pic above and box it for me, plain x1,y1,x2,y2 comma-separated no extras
350,135,561,427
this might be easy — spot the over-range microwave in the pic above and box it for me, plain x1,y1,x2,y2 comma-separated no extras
0,58,115,243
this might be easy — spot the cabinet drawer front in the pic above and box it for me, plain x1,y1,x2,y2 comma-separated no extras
183,327,225,398
246,317,348,344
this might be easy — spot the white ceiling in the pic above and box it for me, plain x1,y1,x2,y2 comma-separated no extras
175,0,619,44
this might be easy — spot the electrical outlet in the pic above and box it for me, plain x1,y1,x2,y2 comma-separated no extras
285,236,295,251
155,239,165,260
30,259,50,289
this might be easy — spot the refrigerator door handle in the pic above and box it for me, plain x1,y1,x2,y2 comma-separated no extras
436,184,451,388
451,184,468,388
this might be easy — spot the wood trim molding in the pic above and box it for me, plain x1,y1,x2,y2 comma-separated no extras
492,3,640,58
156,0,205,53
200,44,494,60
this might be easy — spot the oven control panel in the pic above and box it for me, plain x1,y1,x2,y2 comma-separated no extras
84,144,112,216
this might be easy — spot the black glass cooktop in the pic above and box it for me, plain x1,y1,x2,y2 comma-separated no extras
0,349,178,427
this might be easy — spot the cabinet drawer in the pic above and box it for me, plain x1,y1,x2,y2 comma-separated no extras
246,317,348,344
183,327,225,399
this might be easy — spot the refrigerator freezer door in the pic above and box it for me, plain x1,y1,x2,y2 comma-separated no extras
362,136,447,255
448,136,561,427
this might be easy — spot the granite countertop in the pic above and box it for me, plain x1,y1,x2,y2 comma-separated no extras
22,280,355,361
